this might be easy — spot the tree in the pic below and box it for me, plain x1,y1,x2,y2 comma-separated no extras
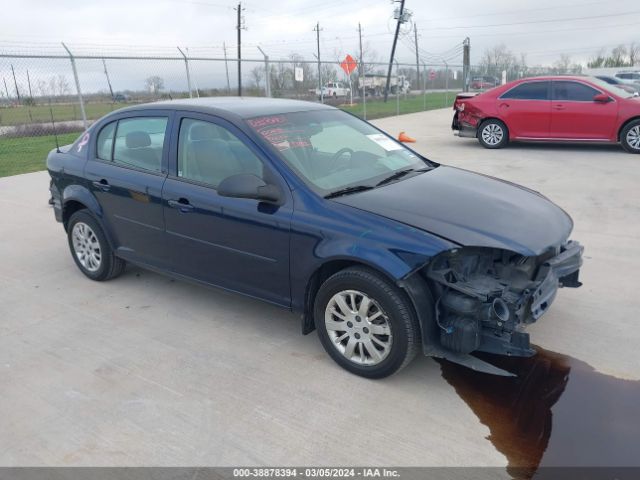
609,45,628,67
320,63,338,84
629,42,639,66
269,62,291,97
480,44,517,76
555,54,571,74
35,79,48,97
587,44,636,68
250,65,264,91
145,76,164,95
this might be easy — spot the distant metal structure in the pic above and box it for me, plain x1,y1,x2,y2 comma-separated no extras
463,37,471,92
384,0,411,102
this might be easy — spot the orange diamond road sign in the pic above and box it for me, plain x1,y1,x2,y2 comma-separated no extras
340,55,358,75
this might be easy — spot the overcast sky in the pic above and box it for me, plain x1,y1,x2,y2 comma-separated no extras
2,0,639,65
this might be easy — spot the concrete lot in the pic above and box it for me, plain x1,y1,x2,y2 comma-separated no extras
0,108,639,467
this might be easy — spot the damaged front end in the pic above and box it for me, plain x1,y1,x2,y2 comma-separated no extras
418,241,583,375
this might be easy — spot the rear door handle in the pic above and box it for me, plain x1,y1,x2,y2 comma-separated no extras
167,198,194,213
92,179,110,191
553,104,566,110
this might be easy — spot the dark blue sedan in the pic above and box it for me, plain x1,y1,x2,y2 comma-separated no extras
47,97,583,378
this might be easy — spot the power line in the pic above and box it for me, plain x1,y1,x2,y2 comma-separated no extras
417,9,640,31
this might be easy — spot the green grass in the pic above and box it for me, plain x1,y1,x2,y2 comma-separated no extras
339,91,454,119
0,92,456,178
0,103,128,126
0,132,81,177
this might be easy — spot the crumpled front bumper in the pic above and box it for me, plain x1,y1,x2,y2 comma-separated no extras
530,240,583,320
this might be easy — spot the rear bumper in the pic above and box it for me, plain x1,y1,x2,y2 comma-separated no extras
451,112,477,138
49,181,63,223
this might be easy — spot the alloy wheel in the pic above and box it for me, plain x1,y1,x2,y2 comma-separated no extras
627,126,640,150
71,222,102,272
324,289,393,366
481,123,504,146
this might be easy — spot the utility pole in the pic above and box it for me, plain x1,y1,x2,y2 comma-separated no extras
3,77,10,101
235,2,245,96
314,22,323,103
223,42,231,94
462,37,471,92
10,64,21,103
413,23,420,92
102,58,114,101
384,0,405,102
26,69,33,99
358,22,366,119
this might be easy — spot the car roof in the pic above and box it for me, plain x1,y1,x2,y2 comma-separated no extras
515,75,590,82
112,96,335,119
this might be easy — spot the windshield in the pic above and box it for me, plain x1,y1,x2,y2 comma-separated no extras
246,109,432,196
588,76,635,98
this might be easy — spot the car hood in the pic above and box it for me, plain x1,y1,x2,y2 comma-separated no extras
334,166,573,256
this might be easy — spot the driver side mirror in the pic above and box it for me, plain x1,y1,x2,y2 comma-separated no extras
218,174,282,204
593,93,611,103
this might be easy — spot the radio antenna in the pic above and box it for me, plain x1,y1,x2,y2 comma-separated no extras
48,100,60,153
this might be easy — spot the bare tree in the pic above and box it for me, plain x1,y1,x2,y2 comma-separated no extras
555,54,572,74
36,79,48,97
480,44,517,76
56,75,70,96
320,63,338,84
610,45,628,66
629,42,640,66
269,62,291,96
250,65,264,91
145,75,164,95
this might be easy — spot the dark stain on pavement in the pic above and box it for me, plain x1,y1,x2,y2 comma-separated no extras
438,346,640,479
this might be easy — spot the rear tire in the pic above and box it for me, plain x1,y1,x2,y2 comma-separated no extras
620,120,640,153
67,210,125,281
478,119,509,149
314,266,420,379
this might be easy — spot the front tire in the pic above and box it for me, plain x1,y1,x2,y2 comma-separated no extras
314,266,420,379
620,120,640,153
67,210,125,281
478,119,509,149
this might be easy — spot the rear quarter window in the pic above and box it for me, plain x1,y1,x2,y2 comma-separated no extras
500,81,550,100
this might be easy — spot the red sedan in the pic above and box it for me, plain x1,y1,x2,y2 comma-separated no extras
452,76,640,153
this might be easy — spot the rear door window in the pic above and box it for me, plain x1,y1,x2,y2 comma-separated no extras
112,117,168,172
500,81,550,100
96,121,116,160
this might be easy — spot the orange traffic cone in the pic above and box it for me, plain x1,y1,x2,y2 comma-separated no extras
398,131,416,143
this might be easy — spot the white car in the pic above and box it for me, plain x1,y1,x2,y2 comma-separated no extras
316,82,350,98
615,71,640,86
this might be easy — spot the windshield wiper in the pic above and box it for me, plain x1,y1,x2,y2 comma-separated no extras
376,167,431,187
324,185,374,199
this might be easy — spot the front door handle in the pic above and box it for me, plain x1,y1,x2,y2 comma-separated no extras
553,104,566,110
167,198,195,213
92,179,110,191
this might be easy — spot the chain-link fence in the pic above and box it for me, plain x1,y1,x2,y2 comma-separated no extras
0,44,468,177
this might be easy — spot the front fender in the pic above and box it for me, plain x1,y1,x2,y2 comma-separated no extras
289,200,458,314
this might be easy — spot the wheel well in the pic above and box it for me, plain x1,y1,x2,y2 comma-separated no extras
618,116,640,141
302,260,381,334
477,117,509,140
62,200,87,230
